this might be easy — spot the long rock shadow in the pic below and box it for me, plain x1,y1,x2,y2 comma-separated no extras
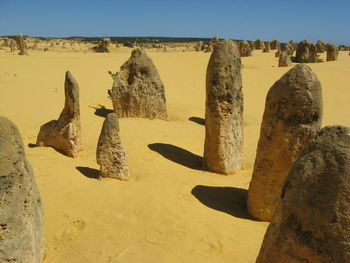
76,166,100,179
90,104,113,118
148,143,203,170
189,116,205,126
191,185,255,220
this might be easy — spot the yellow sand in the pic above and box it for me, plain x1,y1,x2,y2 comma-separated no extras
0,46,349,263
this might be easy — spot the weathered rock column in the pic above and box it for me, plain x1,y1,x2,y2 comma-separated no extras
0,116,43,263
204,39,244,174
270,40,280,50
16,34,28,55
247,64,323,221
326,44,338,61
256,126,350,263
278,51,292,67
316,40,326,53
255,39,265,50
295,40,317,62
239,41,252,57
110,48,168,120
96,113,129,180
92,38,111,53
263,42,270,52
36,71,83,157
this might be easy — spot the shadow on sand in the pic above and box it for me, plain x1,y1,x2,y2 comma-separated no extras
76,166,100,179
188,116,205,126
148,143,203,170
90,104,113,118
191,185,255,220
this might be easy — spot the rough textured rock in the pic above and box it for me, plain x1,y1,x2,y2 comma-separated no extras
263,42,270,52
239,41,252,57
204,44,213,53
326,44,338,61
195,41,203,51
275,48,280,58
295,40,317,63
316,40,326,53
256,125,350,263
0,116,43,263
270,40,280,50
204,39,244,174
278,51,292,67
36,71,83,157
110,48,168,120
16,34,28,55
248,40,255,51
9,39,16,53
3,37,9,47
211,36,219,44
93,38,110,53
255,39,265,50
281,42,294,55
289,40,297,51
247,64,323,221
96,113,129,180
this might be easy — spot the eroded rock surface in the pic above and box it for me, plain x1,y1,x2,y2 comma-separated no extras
278,51,292,67
256,126,350,263
110,48,168,120
326,44,338,61
247,64,323,221
0,116,43,263
97,113,129,180
295,40,317,63
36,71,83,157
239,41,252,57
16,34,28,55
204,39,244,174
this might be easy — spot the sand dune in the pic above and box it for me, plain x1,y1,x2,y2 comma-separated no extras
0,47,349,262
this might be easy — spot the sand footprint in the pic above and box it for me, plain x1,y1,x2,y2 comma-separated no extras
56,219,86,243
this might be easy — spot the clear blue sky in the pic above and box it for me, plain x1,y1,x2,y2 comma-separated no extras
0,0,349,45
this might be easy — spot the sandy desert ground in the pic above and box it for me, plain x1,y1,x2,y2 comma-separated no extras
0,46,349,263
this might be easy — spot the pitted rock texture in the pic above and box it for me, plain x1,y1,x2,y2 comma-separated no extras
204,39,244,174
247,64,323,221
0,116,43,263
256,126,350,263
36,71,83,157
97,113,129,180
110,48,168,120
